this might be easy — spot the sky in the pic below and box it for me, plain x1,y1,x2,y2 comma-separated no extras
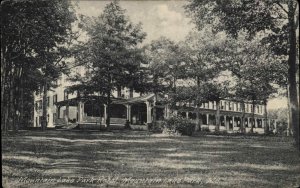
74,0,288,110
74,0,194,44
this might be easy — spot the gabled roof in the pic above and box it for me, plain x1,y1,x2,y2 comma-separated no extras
119,93,166,104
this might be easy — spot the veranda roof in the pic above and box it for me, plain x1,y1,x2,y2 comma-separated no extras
55,94,166,106
54,95,127,106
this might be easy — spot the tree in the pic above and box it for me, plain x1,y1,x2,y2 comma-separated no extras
73,1,146,128
144,37,180,126
186,0,299,149
1,0,76,132
180,28,228,131
223,34,279,133
205,81,230,131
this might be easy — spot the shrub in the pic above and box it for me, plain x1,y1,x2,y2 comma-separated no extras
201,127,210,132
147,122,163,133
162,116,195,136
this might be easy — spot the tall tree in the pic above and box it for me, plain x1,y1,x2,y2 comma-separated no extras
225,35,279,133
186,0,299,149
1,0,76,132
144,37,178,126
74,1,146,128
181,29,227,131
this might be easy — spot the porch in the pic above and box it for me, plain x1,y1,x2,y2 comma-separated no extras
53,94,166,130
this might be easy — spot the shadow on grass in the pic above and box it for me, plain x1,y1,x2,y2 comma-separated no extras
2,130,300,187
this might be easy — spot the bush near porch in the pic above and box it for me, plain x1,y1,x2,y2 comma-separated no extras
162,116,196,136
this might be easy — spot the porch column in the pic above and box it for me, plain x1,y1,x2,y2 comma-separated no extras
77,101,83,123
254,118,257,128
65,103,69,124
247,117,250,128
224,115,227,130
126,104,131,123
164,104,170,119
186,112,189,119
146,101,152,123
274,120,277,129
268,119,271,129
56,105,61,119
206,114,209,125
103,104,107,126
232,116,235,127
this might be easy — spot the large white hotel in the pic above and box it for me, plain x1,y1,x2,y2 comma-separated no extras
34,66,276,133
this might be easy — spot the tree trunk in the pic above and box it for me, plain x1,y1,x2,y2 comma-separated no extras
262,100,269,134
250,101,255,133
19,79,24,129
4,99,9,132
117,86,122,98
287,1,299,150
9,80,16,132
287,84,292,136
106,92,111,128
240,101,245,133
195,104,201,131
41,82,48,131
215,100,220,131
152,92,157,127
1,50,6,132
129,87,133,98
195,76,201,131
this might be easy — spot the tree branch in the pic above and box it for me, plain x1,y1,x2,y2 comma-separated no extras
275,2,289,15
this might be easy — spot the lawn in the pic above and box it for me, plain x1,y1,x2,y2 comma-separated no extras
2,130,300,188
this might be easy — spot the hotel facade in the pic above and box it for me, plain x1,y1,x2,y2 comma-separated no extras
33,67,277,133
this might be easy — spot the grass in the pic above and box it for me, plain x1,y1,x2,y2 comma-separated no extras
2,130,300,188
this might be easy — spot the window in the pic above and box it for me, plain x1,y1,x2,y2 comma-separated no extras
39,116,42,126
53,80,58,86
188,112,196,120
258,119,262,128
38,100,43,109
237,120,240,127
64,90,68,100
35,102,38,111
39,86,43,96
53,94,57,104
53,113,56,123
47,97,50,107
221,101,224,110
228,102,232,110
